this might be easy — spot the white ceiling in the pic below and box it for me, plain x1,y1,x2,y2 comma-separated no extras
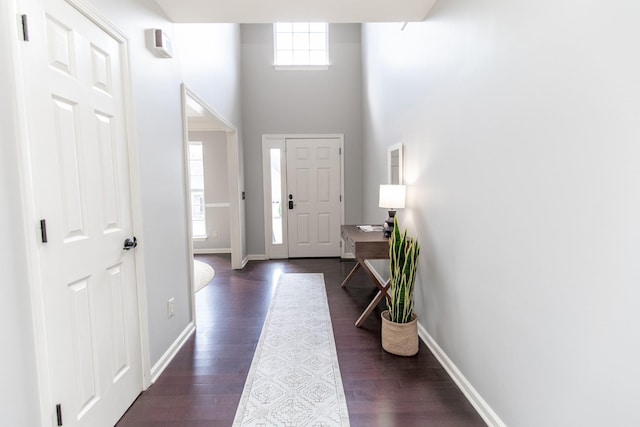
154,0,438,23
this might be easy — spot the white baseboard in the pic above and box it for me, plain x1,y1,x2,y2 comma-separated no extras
240,256,249,268
417,322,506,427
365,263,503,426
149,321,196,384
246,254,267,262
193,248,231,254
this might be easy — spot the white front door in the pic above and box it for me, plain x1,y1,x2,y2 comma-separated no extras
286,138,342,257
21,0,142,425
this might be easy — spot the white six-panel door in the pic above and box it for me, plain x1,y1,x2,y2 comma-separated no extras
20,0,142,425
286,138,341,257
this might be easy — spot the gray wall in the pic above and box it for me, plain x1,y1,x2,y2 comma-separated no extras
361,1,640,425
190,130,232,251
241,24,363,256
1,0,243,421
176,23,247,259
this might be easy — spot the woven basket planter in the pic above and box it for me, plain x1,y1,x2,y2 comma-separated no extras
381,310,418,356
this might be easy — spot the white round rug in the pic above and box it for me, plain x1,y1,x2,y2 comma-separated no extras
194,260,215,292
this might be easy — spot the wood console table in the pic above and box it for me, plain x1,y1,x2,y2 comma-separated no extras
340,225,390,327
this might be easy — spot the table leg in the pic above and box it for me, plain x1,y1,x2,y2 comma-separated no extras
340,258,391,327
360,260,389,294
340,261,361,288
355,282,389,327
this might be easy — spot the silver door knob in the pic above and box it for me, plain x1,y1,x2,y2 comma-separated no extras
123,237,138,250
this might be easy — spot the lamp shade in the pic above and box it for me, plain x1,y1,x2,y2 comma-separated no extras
379,185,406,209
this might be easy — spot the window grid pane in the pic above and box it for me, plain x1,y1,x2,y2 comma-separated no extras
293,33,309,50
309,23,326,32
277,33,293,50
189,141,207,237
309,33,326,50
309,50,327,65
277,50,293,65
192,220,206,238
276,22,292,32
293,50,309,65
274,22,328,66
292,22,309,32
189,144,203,160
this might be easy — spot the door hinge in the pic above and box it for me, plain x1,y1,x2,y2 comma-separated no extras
21,15,29,41
40,219,48,243
339,147,342,155
339,195,342,202
55,404,63,426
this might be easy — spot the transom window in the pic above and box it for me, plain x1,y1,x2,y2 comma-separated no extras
274,23,328,67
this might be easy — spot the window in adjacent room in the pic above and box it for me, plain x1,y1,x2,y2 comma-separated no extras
188,141,207,238
273,22,329,69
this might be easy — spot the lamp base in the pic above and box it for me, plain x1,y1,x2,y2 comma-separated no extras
383,210,396,238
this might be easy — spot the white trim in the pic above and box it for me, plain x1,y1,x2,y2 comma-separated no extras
387,142,403,185
418,324,506,427
361,261,504,427
261,134,345,260
227,130,243,271
274,65,330,71
338,137,346,257
118,10,152,391
182,85,243,271
150,322,196,383
7,1,52,423
193,248,232,254
181,89,198,327
261,136,288,259
247,254,268,261
181,85,244,328
205,202,231,208
264,133,345,139
241,256,251,268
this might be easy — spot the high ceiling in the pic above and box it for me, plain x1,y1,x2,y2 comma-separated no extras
153,0,437,23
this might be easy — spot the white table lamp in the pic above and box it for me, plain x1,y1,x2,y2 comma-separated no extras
379,184,406,237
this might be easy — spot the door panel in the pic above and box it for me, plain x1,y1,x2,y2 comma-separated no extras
67,277,98,413
52,95,88,239
96,111,122,232
22,0,142,425
107,264,129,379
286,138,341,257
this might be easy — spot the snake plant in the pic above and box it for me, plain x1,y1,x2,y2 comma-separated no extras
387,216,420,323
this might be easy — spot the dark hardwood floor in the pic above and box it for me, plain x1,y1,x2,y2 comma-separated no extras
117,255,485,426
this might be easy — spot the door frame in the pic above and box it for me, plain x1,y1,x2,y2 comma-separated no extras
180,87,243,355
11,0,151,424
180,85,244,298
262,134,345,259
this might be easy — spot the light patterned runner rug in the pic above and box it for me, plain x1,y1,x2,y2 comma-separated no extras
233,273,350,426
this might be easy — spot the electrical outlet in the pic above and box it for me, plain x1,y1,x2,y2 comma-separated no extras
213,231,218,238
167,298,175,318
